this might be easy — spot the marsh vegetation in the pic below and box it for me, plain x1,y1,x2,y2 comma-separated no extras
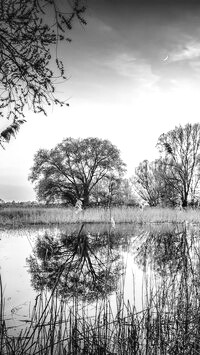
1,206,200,226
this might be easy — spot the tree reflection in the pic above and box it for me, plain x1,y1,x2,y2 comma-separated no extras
133,224,200,353
26,225,123,302
135,225,193,277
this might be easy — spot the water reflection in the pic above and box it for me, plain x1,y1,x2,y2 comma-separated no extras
134,224,197,276
26,224,123,302
134,226,187,276
3,223,200,353
131,223,200,353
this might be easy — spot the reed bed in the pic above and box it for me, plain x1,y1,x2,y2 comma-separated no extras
1,206,200,226
2,279,200,354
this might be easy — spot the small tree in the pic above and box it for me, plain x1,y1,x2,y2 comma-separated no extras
157,123,200,207
0,0,86,146
134,158,187,208
134,160,162,206
29,137,126,207
90,175,122,207
90,177,136,207
110,178,137,206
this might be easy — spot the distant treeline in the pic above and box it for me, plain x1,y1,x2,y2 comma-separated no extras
3,123,200,210
0,198,138,209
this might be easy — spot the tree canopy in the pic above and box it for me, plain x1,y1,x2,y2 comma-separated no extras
134,160,161,206
0,0,86,146
29,137,126,207
90,176,136,207
134,123,200,208
134,159,179,207
157,123,200,207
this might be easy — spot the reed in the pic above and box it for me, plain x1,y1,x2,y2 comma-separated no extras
1,206,200,226
1,282,200,354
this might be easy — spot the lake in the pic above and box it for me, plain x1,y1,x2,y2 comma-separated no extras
1,221,200,354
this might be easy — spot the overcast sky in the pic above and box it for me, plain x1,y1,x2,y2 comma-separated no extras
1,0,200,201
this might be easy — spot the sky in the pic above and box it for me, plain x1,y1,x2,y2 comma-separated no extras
1,0,200,201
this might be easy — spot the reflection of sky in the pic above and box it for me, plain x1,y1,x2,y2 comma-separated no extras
120,251,144,311
0,227,60,334
1,0,200,200
0,230,36,333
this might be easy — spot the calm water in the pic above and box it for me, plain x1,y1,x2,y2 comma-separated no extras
0,222,198,335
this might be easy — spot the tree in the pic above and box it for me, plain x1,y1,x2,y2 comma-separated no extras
0,0,86,146
90,176,136,207
29,137,126,207
157,123,200,207
134,159,180,207
154,159,180,207
114,178,137,206
134,160,163,206
89,175,122,207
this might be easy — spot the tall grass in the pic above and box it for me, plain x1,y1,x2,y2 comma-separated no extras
2,276,200,354
1,206,200,226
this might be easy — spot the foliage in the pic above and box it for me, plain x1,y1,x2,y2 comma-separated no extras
91,177,136,206
134,160,159,206
134,159,179,207
0,0,86,146
134,123,200,207
29,137,126,207
157,123,200,207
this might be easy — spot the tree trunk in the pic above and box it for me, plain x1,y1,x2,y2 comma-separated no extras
82,187,89,208
182,198,188,208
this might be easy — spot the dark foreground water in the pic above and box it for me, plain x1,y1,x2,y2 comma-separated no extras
1,221,200,353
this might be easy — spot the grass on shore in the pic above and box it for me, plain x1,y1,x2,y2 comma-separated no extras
0,206,200,226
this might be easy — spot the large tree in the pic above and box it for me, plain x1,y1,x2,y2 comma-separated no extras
0,0,86,146
157,123,200,207
29,137,126,207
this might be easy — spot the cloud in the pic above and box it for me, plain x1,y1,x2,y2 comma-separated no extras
104,52,159,91
169,41,200,62
64,1,200,99
88,0,200,64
